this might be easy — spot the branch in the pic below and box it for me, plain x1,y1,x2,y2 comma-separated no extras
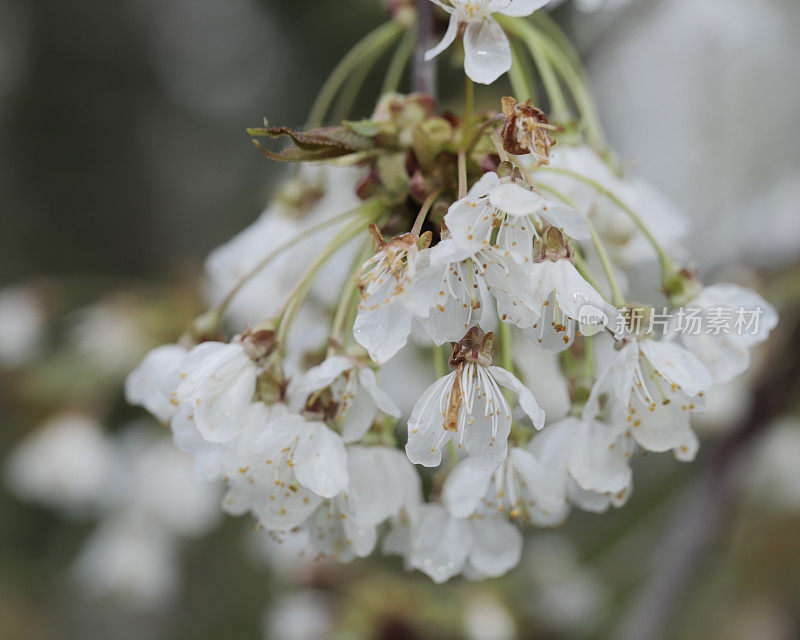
616,316,800,640
413,0,437,99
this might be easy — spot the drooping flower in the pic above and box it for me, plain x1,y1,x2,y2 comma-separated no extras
287,355,400,444
405,503,523,583
222,405,349,531
523,226,622,351
353,228,428,364
305,445,421,562
171,341,258,443
584,338,713,461
406,327,545,470
426,1,552,84
125,343,188,423
674,283,778,384
442,448,569,526
409,171,589,340
528,416,633,513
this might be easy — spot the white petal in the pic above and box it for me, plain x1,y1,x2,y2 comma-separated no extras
293,421,349,498
406,373,457,468
463,18,512,84
552,260,619,330
125,344,187,423
353,299,413,364
497,0,551,17
287,356,353,410
425,13,459,61
410,505,472,584
346,446,421,526
567,419,632,495
508,447,568,525
488,182,545,217
442,457,494,518
538,199,590,240
340,386,378,444
640,339,713,397
630,394,700,461
358,368,400,418
467,517,523,578
488,365,546,429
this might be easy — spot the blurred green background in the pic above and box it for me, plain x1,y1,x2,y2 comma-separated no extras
2,1,799,639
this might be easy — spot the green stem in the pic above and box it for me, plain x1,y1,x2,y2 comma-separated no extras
508,40,534,101
329,241,373,352
307,20,403,126
536,181,625,307
382,25,416,95
586,218,626,307
276,201,385,346
501,19,570,120
536,166,673,271
411,188,442,236
214,204,367,316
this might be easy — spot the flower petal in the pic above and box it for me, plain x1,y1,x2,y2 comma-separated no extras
463,18,512,84
425,13,459,61
488,365,545,429
467,517,523,578
406,373,457,468
442,457,494,518
293,421,349,498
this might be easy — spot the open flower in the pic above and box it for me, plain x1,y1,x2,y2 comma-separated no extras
528,416,633,513
287,355,400,443
585,338,713,461
442,448,569,526
405,503,523,583
675,284,778,384
353,228,427,364
222,406,349,531
426,1,552,84
171,341,258,443
305,445,421,562
411,171,588,338
406,327,545,470
523,226,622,351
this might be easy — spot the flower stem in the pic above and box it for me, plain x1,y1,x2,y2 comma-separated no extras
536,166,673,272
411,188,442,236
307,20,402,126
276,200,385,346
213,204,368,317
536,181,626,307
382,24,416,95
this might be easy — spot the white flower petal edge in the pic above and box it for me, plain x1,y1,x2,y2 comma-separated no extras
125,344,187,423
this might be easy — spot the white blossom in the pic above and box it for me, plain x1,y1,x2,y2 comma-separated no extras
4,413,115,516
426,1,552,84
675,284,778,384
0,286,45,368
584,338,713,461
287,355,400,443
442,448,569,525
305,445,421,562
222,405,349,531
353,232,422,363
406,356,544,470
125,343,187,423
406,503,523,583
172,340,258,442
528,416,633,512
523,258,621,351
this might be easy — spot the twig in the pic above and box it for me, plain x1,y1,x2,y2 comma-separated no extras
413,0,437,99
616,315,800,640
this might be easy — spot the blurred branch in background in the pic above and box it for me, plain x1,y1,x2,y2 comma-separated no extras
618,281,800,640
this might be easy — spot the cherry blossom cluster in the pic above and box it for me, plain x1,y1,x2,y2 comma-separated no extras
125,0,777,582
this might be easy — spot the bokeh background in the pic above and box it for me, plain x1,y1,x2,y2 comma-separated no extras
1,0,799,638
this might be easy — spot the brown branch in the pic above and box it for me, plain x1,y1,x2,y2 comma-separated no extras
413,0,438,99
616,316,800,640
